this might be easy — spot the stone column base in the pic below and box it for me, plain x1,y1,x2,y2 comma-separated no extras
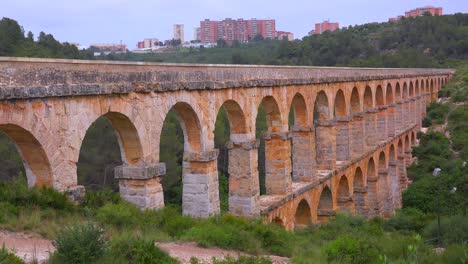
115,163,165,210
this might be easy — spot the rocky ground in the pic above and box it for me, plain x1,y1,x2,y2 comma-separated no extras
0,229,289,264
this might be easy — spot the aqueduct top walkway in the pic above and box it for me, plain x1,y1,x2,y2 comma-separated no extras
0,57,453,228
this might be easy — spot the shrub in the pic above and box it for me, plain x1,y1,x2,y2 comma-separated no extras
0,246,25,264
384,207,429,232
423,215,468,245
151,206,196,238
322,236,380,264
108,237,178,264
52,223,107,264
83,188,121,209
96,202,141,228
213,256,272,264
426,102,450,125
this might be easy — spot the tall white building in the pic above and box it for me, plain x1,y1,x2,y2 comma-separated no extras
173,24,185,43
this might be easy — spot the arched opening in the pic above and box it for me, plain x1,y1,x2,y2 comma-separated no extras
405,135,411,153
289,93,312,182
367,158,378,217
273,217,285,228
350,87,360,114
294,199,312,228
337,175,352,214
215,100,247,212
0,125,52,187
317,186,334,223
375,86,384,106
395,83,401,101
159,103,202,207
430,79,435,100
415,80,420,96
403,83,408,99
256,96,289,195
411,132,417,146
409,82,414,97
334,90,347,117
421,79,425,94
78,112,143,191
353,167,367,216
364,86,373,110
334,90,349,162
378,151,388,216
386,84,394,104
314,91,334,169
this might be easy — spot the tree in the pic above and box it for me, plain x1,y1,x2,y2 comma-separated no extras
217,38,227,48
253,34,264,42
0,17,24,55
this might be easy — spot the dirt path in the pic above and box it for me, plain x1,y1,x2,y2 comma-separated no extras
0,230,55,263
0,230,289,264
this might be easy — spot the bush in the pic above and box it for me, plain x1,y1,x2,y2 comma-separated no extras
0,246,25,264
108,237,178,264
83,188,121,209
426,102,450,125
151,206,196,238
96,202,141,228
322,236,380,264
423,215,468,245
384,207,429,232
52,223,107,264
213,256,272,264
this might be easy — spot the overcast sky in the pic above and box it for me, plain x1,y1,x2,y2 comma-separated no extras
2,0,467,48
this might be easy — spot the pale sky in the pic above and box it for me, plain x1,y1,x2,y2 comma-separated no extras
1,0,467,48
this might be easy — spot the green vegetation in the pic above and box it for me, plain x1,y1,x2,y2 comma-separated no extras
0,246,25,264
1,14,468,263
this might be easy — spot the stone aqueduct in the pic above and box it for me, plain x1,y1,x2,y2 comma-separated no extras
0,57,454,229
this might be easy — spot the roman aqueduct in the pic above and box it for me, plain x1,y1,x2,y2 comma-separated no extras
0,57,453,229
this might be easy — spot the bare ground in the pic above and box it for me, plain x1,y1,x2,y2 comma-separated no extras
0,229,289,264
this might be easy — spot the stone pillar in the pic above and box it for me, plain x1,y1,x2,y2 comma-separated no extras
337,194,354,215
182,150,220,217
364,109,377,150
264,132,292,195
378,169,391,217
386,104,396,138
290,125,315,182
421,95,427,118
335,116,351,164
410,98,416,127
397,155,408,191
226,139,260,217
415,96,422,128
115,163,166,210
366,176,379,218
353,187,368,217
376,106,388,143
403,99,411,129
314,119,337,170
388,161,401,210
351,113,365,159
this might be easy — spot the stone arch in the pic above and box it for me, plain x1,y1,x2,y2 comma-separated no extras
364,86,373,110
218,100,247,136
350,87,361,114
395,83,401,101
260,96,283,132
403,83,408,99
375,85,384,106
337,175,353,213
166,102,203,153
294,199,312,228
411,131,417,146
0,124,53,187
386,84,394,104
421,79,425,93
353,167,367,216
405,134,411,152
317,185,334,223
386,145,398,215
290,93,308,126
314,91,330,120
409,82,414,97
378,151,387,172
398,139,403,154
426,79,430,93
334,89,347,117
415,80,420,96
272,217,285,228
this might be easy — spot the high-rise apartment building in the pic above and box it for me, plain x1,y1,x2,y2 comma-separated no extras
173,24,184,43
313,20,339,35
200,18,276,44
405,6,442,17
136,38,160,49
276,31,294,41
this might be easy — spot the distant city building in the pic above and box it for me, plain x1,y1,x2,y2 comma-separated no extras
193,27,201,41
200,18,276,44
313,20,339,35
276,31,294,41
405,6,442,17
389,6,443,22
137,38,160,49
173,24,184,43
90,43,127,52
